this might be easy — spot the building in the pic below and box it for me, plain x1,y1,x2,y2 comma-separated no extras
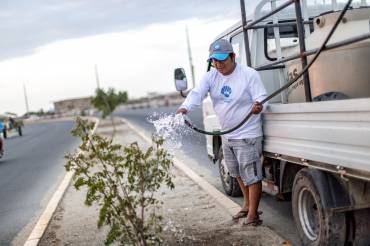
122,92,184,110
54,97,93,116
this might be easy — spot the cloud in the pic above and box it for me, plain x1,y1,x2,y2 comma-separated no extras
0,17,238,115
0,0,240,61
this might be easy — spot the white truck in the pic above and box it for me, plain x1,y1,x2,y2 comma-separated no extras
174,0,370,245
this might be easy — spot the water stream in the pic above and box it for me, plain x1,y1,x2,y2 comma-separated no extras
148,113,192,152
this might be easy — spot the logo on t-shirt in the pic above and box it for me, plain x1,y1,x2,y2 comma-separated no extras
221,85,232,102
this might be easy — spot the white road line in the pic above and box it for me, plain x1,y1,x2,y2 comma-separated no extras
122,118,241,216
23,118,99,246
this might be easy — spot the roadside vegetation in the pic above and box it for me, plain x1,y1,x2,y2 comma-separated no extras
65,118,175,245
91,87,128,135
91,87,128,118
24,109,55,118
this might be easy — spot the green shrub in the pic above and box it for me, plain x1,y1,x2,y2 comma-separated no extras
91,88,128,119
65,118,174,245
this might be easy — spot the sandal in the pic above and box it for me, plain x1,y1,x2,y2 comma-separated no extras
242,216,263,227
232,210,248,220
232,210,263,220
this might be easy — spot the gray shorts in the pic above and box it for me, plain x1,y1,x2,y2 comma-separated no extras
222,137,263,186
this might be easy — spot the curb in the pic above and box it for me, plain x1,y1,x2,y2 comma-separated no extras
122,119,241,216
23,118,100,246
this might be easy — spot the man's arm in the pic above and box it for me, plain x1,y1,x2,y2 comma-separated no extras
249,70,268,114
176,73,210,114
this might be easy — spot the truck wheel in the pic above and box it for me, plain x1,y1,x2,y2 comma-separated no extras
218,149,242,197
18,126,22,136
292,169,346,245
351,208,370,245
3,129,7,139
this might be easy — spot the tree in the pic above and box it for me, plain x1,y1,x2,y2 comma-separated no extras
91,88,128,119
37,108,45,116
65,118,174,245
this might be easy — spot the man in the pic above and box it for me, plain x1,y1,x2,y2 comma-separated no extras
176,39,267,226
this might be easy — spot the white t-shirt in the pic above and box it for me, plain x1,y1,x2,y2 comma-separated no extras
180,63,267,140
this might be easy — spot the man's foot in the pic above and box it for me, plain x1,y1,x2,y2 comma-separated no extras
232,210,263,220
232,210,248,220
242,216,262,227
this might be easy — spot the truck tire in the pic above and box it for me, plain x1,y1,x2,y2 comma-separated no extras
312,91,348,102
292,169,346,246
351,208,370,245
218,149,242,197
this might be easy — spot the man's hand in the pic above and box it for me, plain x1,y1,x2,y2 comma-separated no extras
251,101,263,114
176,108,188,115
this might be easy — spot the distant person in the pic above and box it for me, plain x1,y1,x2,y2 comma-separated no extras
176,39,267,226
0,121,4,132
9,117,15,129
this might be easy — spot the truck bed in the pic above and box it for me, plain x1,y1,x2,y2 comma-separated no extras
263,98,370,174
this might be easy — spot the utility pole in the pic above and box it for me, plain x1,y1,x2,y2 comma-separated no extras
94,64,101,89
23,83,30,115
185,26,195,88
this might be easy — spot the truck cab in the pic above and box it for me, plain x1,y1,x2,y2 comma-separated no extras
175,0,370,245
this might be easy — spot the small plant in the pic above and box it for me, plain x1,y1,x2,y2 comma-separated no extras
91,88,128,119
65,118,174,245
91,87,128,135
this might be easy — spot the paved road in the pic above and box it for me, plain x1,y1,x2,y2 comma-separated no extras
115,105,300,245
0,120,80,245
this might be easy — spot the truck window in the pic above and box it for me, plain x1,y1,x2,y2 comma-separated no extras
230,32,246,65
264,20,313,61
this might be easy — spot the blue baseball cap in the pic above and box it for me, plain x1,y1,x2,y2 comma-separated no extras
208,39,234,62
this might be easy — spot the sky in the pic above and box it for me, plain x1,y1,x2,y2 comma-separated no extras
0,0,366,115
0,0,252,115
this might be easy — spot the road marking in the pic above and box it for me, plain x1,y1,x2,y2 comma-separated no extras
23,118,99,246
122,119,241,216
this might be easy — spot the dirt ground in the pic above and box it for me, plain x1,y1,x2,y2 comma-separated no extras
38,120,286,246
158,168,286,246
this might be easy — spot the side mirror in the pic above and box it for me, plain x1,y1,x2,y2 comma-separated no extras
174,68,188,92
